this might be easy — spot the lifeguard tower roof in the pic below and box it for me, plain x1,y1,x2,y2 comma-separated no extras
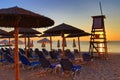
92,15,106,18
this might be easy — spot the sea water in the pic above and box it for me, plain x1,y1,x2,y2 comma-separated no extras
17,41,120,53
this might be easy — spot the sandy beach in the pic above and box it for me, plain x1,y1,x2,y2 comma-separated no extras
0,53,120,80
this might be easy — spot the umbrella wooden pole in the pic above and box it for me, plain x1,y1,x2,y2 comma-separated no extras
28,37,30,51
31,40,33,47
62,33,65,58
8,38,12,54
24,34,27,56
8,37,11,49
78,37,81,57
50,36,52,51
14,27,20,80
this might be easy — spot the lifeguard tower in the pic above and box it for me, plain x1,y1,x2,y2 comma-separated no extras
89,15,108,59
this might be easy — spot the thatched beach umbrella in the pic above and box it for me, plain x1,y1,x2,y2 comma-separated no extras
9,28,41,55
0,34,14,38
9,28,42,34
40,33,60,51
0,39,9,44
67,32,90,37
0,29,9,44
0,29,8,35
0,6,54,80
37,38,50,43
37,38,50,48
19,34,38,48
20,34,39,38
0,33,15,48
10,39,24,45
44,23,84,57
66,32,91,57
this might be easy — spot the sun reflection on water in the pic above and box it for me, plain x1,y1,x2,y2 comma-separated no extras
99,43,103,52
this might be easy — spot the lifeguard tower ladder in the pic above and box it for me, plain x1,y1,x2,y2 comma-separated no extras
89,15,108,59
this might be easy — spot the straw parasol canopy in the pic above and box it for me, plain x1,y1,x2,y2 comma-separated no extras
9,28,42,34
0,39,9,44
9,28,41,44
10,39,24,45
19,34,39,37
0,39,12,47
44,23,84,34
40,33,60,51
66,32,91,37
0,29,9,41
0,34,14,38
44,23,84,57
0,6,54,80
9,28,41,55
19,33,39,40
37,38,50,48
40,33,60,37
37,38,50,43
0,34,15,48
0,29,8,35
0,6,54,28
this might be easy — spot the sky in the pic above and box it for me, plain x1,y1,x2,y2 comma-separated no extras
0,0,120,41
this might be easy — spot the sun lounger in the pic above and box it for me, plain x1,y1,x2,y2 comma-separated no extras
42,48,49,56
4,53,14,64
35,48,45,59
82,52,91,61
1,53,15,68
74,49,79,56
49,50,59,60
19,53,40,70
60,58,82,79
39,58,58,73
27,48,33,58
65,49,75,60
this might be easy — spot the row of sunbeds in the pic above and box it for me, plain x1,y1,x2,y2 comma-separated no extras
0,48,91,79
